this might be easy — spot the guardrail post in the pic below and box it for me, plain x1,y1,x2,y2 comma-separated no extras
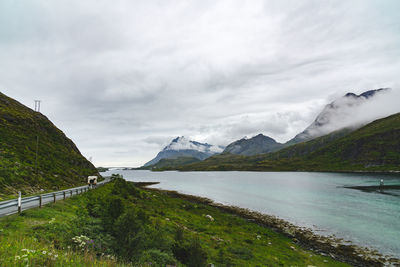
63,191,66,200
53,193,56,203
18,191,22,213
39,195,42,208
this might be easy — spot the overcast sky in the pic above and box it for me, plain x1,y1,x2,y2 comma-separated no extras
1,0,400,167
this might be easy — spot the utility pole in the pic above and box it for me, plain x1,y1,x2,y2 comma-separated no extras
34,100,41,178
34,100,41,112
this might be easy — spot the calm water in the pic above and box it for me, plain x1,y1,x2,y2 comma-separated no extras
103,170,400,257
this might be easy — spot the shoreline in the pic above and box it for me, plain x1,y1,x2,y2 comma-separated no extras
167,169,400,175
136,183,400,267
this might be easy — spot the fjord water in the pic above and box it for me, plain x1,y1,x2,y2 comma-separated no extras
104,170,400,257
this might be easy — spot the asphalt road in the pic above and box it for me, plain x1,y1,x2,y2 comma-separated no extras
0,178,109,217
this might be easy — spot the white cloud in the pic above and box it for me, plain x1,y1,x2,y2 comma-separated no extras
1,0,399,166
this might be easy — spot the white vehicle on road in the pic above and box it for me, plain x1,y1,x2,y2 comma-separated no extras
87,176,98,188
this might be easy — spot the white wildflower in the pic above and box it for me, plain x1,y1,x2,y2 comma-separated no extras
42,251,47,255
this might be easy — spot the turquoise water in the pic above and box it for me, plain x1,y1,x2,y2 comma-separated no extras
103,170,400,258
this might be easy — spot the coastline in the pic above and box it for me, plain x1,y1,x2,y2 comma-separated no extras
169,169,400,175
137,183,400,267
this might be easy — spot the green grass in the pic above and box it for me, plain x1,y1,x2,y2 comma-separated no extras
0,92,98,198
0,179,349,266
0,200,121,266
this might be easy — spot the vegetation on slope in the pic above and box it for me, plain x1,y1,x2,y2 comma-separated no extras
172,113,400,172
0,178,349,266
0,92,97,197
138,157,201,170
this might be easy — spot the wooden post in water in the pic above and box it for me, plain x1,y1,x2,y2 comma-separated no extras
70,190,72,197
18,191,22,214
39,195,42,208
63,191,66,200
53,193,56,203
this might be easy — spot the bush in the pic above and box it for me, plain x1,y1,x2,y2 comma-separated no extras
172,236,207,267
113,207,149,260
111,177,141,198
138,249,177,266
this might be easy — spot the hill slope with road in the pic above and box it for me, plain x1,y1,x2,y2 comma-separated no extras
0,92,97,197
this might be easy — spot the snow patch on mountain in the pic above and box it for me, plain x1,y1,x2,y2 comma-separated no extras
143,136,224,166
165,136,223,153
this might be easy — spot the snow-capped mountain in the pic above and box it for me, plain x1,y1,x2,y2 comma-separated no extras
286,88,389,145
144,136,224,166
223,134,283,156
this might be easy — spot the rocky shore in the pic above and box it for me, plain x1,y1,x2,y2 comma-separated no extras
142,186,400,267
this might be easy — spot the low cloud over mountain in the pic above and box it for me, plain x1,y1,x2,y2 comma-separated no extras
144,136,223,166
287,88,396,144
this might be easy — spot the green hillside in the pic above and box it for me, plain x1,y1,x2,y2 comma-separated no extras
0,92,98,197
174,113,400,172
139,157,201,170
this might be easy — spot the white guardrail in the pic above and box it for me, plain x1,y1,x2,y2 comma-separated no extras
0,178,110,217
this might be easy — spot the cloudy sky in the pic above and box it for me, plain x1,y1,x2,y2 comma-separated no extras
1,0,400,167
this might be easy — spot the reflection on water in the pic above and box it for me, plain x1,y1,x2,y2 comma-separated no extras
103,170,400,258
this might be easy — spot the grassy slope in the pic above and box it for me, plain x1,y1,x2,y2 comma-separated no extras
176,113,400,172
0,200,119,267
0,92,98,198
138,157,201,170
0,180,348,267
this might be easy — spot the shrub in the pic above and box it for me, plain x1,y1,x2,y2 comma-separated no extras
172,236,207,267
138,249,177,266
113,207,149,260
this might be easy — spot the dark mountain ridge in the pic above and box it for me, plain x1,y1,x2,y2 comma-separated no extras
223,134,283,156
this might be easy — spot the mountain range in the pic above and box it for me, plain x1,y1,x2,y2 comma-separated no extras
164,112,400,172
143,88,398,171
